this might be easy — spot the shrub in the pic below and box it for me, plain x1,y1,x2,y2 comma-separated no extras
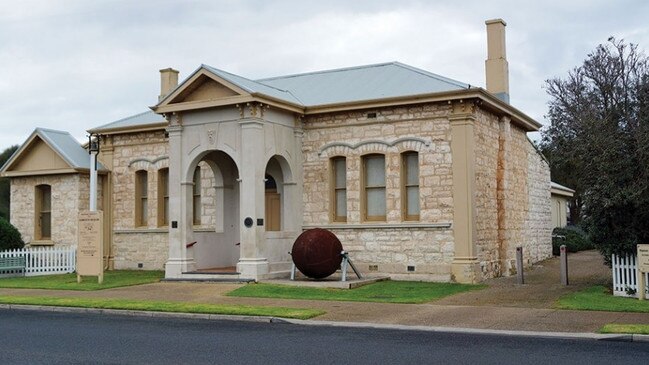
0,217,24,251
552,226,593,256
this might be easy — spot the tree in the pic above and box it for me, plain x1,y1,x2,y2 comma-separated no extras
540,38,649,262
0,217,24,250
0,145,19,220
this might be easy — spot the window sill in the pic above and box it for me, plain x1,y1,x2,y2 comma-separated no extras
30,240,54,246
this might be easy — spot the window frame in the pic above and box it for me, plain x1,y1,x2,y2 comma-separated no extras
34,184,52,240
361,153,386,222
330,156,347,223
192,166,201,226
135,170,148,227
157,168,169,227
401,151,420,221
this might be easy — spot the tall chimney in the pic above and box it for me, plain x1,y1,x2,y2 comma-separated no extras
159,68,179,102
485,19,509,103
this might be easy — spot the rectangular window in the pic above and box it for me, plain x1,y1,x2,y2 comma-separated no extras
193,166,201,225
35,185,51,240
157,168,169,227
402,152,420,221
135,170,148,227
363,154,386,221
331,157,347,222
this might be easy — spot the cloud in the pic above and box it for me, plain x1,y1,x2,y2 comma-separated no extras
0,0,648,149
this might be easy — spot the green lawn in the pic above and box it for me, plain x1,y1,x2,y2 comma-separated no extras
0,295,323,319
600,324,649,335
227,280,485,304
556,285,649,312
0,270,164,290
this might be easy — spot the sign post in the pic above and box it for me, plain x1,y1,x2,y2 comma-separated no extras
637,244,649,300
77,211,104,284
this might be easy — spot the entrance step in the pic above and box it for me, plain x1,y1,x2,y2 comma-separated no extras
163,272,255,283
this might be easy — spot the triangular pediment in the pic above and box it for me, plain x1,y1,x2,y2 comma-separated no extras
4,136,72,174
171,74,242,103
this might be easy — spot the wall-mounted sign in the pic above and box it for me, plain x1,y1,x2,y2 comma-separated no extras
77,211,104,284
638,245,649,273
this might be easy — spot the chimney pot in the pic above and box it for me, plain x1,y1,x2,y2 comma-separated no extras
159,68,179,102
485,19,509,103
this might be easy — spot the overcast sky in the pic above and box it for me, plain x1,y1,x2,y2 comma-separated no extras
1,0,648,150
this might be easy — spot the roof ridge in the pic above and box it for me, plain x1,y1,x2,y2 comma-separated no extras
34,127,72,135
256,61,399,82
203,64,292,94
391,62,470,89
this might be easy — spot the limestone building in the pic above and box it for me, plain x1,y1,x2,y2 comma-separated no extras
0,19,552,283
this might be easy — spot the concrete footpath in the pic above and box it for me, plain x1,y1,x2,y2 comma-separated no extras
1,251,649,336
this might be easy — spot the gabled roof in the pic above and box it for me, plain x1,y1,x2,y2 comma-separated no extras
88,110,166,134
0,128,106,177
257,62,470,107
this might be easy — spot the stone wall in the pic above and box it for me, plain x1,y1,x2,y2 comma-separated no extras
473,107,552,279
303,103,456,280
524,140,552,263
10,173,97,246
112,231,168,270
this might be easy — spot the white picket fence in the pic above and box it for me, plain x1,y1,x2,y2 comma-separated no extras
612,253,649,297
0,245,76,277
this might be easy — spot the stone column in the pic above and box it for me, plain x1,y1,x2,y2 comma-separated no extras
450,102,481,283
237,119,269,278
165,122,196,277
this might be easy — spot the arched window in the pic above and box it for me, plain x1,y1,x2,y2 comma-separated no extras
35,184,51,240
401,151,420,221
362,154,386,221
330,157,347,222
157,168,169,227
193,166,201,225
135,170,148,227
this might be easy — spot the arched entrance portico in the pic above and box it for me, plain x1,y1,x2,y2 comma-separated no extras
190,151,240,271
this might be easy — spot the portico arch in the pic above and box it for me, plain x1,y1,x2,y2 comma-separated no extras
184,150,241,271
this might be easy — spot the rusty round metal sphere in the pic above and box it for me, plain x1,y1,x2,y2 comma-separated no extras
291,228,343,279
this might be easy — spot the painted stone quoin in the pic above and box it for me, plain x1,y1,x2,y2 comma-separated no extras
0,19,552,283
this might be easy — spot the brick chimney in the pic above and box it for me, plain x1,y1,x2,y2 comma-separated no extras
159,68,179,102
485,19,509,103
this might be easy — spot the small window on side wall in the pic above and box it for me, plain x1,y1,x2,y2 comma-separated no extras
135,170,148,227
331,157,347,222
35,184,51,240
402,152,420,221
362,154,386,222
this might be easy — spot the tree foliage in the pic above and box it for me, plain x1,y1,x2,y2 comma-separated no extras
541,38,649,261
0,145,19,220
0,216,24,250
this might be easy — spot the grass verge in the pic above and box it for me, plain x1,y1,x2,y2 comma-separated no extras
556,285,649,313
0,295,324,320
600,324,649,335
0,271,164,291
227,280,485,304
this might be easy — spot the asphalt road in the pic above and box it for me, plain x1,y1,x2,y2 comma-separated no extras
1,309,648,365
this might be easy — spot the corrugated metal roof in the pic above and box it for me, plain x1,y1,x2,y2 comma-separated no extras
89,110,165,133
202,65,303,105
256,62,470,106
94,62,472,132
35,128,106,171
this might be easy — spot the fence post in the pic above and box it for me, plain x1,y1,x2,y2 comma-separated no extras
560,245,569,285
516,246,524,285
